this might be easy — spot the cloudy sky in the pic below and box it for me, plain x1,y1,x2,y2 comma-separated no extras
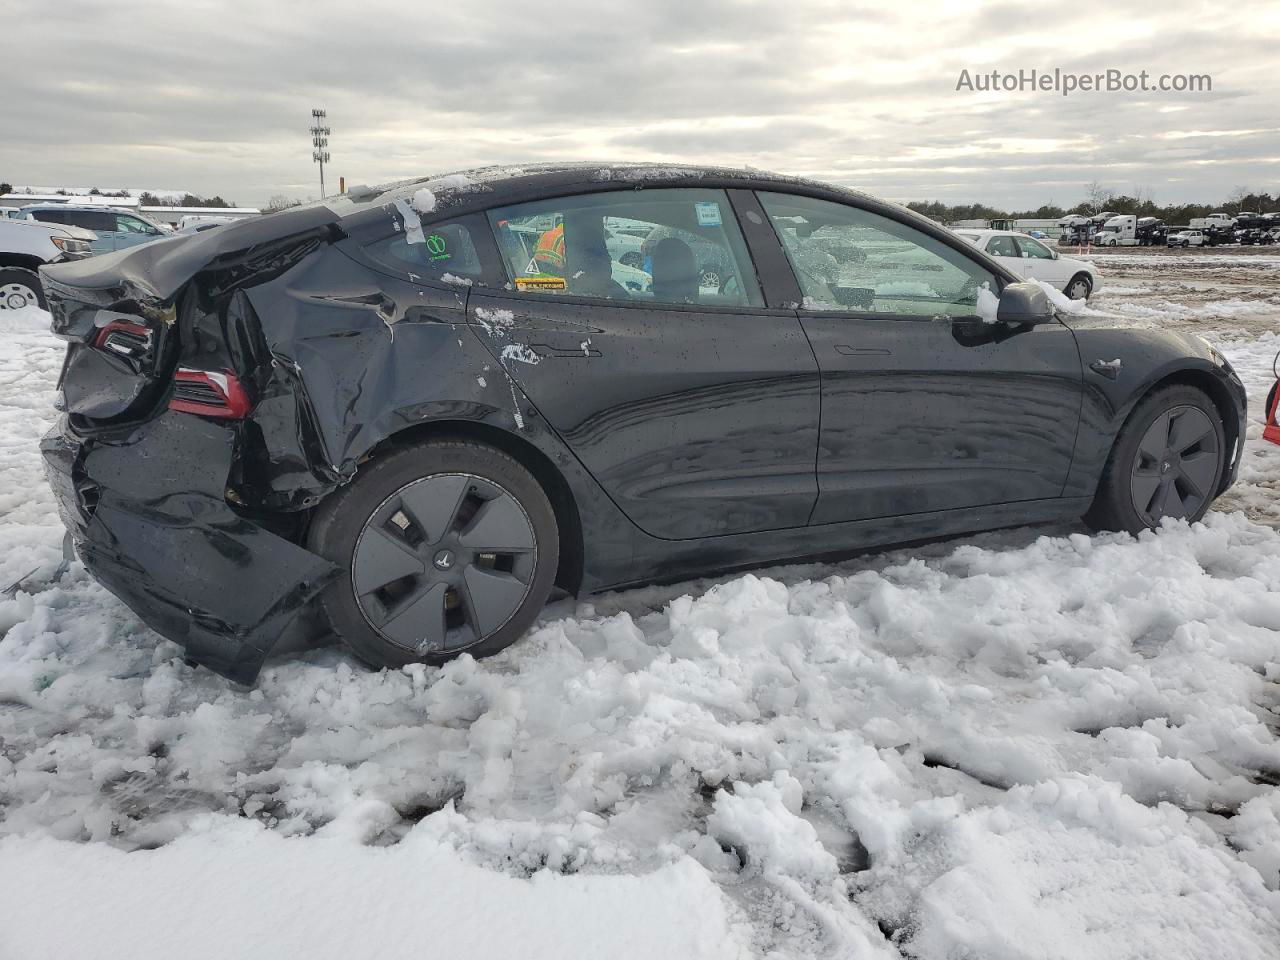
2,0,1278,209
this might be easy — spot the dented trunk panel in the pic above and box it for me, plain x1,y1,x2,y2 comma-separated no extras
40,204,341,300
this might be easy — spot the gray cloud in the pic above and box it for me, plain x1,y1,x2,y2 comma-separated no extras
0,0,1276,208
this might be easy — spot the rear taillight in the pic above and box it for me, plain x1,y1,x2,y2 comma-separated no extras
169,368,251,419
93,319,153,361
1265,381,1280,447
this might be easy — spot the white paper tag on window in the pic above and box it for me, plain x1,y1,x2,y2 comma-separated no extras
694,202,722,227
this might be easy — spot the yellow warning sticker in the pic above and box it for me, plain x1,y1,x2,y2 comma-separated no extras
515,276,567,291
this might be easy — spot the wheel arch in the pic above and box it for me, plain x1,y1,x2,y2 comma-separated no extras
1068,271,1094,294
362,418,586,597
0,255,47,273
1123,367,1241,494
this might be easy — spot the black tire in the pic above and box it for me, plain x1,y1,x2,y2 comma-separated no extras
308,439,559,670
1065,273,1093,300
0,267,46,310
1084,385,1225,534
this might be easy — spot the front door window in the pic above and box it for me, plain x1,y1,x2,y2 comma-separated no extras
757,192,997,316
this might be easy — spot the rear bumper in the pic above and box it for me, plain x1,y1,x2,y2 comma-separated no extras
41,413,336,684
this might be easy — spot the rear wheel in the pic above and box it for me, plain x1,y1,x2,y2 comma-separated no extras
1085,386,1224,533
308,439,559,670
0,268,45,310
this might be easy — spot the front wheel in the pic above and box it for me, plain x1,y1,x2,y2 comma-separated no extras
1085,386,1224,534
0,268,45,310
308,439,560,670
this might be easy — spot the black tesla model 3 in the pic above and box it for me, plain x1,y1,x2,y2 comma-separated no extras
40,164,1246,683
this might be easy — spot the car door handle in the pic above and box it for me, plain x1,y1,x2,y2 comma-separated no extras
1089,358,1123,379
834,344,891,356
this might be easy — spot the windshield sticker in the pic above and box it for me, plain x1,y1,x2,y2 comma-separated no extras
515,276,567,291
425,234,451,261
695,201,723,227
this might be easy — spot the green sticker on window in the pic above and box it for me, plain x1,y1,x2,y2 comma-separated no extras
425,234,451,261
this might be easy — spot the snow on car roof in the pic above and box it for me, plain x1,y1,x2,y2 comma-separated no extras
322,162,878,220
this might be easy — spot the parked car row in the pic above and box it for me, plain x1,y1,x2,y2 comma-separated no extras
1058,210,1280,250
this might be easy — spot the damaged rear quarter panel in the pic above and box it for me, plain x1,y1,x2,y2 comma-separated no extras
237,241,641,590
239,244,502,483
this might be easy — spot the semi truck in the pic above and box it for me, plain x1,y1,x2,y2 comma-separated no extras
1096,215,1168,246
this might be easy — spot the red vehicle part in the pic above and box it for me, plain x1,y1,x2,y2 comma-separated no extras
169,368,252,419
1265,380,1280,446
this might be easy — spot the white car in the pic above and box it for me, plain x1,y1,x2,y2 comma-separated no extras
955,229,1100,300
1167,229,1206,248
0,219,97,310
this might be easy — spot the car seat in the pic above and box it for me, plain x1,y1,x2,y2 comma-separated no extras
650,236,699,303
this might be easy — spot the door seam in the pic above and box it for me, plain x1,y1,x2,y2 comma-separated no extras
795,309,824,526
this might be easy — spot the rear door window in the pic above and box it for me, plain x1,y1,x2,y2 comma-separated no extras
486,188,763,308
64,211,118,233
985,236,1019,257
29,209,66,224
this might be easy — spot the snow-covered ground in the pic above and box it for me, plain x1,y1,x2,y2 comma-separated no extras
1,255,1279,959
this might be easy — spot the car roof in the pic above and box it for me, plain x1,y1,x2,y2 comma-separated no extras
54,161,1022,300
324,161,906,233
339,162,853,207
22,203,131,213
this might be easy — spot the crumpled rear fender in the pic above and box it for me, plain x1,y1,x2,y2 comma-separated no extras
43,413,337,684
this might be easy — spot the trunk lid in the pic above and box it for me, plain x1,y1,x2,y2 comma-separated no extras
40,204,343,426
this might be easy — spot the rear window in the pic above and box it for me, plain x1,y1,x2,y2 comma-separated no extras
63,210,117,233
29,209,67,224
986,236,1018,257
364,220,485,285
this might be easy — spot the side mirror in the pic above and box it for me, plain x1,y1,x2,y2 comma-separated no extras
996,281,1056,326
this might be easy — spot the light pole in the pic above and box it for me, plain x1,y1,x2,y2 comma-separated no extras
310,108,331,198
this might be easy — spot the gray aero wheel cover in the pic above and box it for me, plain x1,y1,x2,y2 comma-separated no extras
351,472,537,655
1129,404,1219,525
